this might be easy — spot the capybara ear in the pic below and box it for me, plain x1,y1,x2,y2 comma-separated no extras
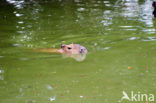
61,44,65,48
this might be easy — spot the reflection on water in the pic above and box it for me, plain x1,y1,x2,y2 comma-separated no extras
6,0,24,9
142,36,156,41
0,68,4,80
120,0,139,18
140,0,153,27
62,53,87,61
127,37,140,41
5,0,155,48
127,36,156,42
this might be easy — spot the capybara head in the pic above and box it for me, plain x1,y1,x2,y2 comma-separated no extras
61,44,87,54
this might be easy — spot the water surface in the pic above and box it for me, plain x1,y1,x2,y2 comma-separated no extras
0,0,156,103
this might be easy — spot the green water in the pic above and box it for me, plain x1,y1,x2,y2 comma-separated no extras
0,0,156,103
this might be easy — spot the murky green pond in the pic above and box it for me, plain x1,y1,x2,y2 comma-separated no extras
0,0,156,103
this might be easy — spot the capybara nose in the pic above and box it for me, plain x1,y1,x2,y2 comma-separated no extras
80,48,87,53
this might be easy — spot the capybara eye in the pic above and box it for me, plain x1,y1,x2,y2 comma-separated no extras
68,47,72,50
